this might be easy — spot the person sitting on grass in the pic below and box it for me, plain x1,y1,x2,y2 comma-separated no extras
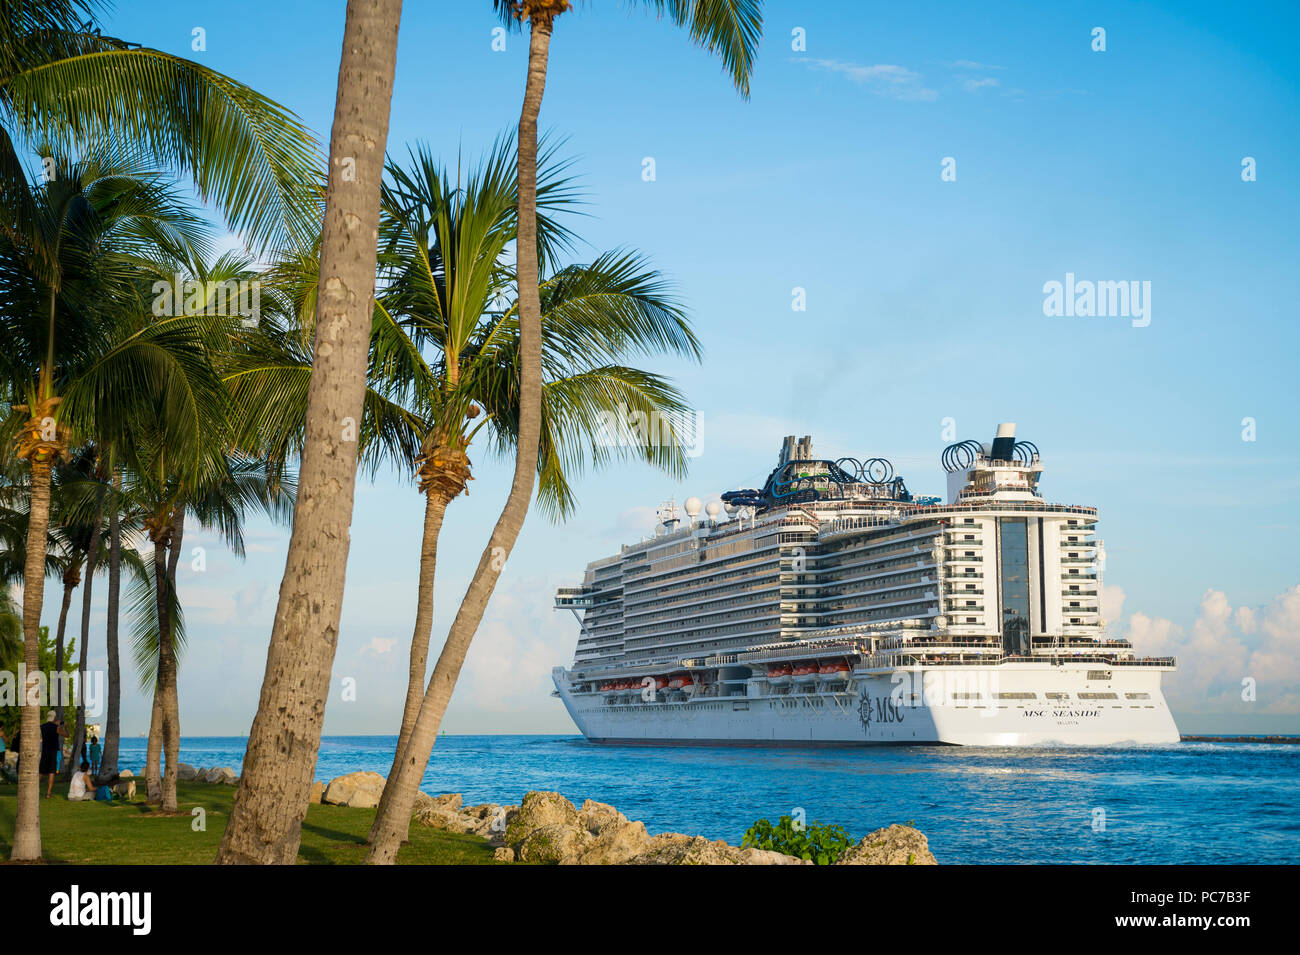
68,760,98,801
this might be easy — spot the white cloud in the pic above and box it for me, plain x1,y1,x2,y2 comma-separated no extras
1101,583,1126,623
361,637,396,656
803,59,938,102
962,77,1000,92
1123,584,1300,715
450,575,575,716
950,60,1003,71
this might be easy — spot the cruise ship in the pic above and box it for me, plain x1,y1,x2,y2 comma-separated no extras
552,424,1179,746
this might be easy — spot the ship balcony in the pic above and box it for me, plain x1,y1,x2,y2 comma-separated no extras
1032,636,1131,650
942,555,983,563
554,593,594,609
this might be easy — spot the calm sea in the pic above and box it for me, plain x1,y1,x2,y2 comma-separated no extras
114,735,1300,864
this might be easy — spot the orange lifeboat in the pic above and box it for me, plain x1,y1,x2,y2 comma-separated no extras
768,663,792,686
792,662,819,684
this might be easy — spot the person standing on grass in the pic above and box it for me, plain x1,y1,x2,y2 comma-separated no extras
89,735,101,776
40,711,67,798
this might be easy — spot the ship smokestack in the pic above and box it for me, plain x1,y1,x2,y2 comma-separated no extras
778,435,813,466
990,422,1016,461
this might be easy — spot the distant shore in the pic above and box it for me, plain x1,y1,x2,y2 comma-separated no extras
1181,735,1300,744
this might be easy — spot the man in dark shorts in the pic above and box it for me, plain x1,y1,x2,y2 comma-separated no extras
40,710,67,798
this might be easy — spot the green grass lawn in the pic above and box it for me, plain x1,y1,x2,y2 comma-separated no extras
0,781,501,864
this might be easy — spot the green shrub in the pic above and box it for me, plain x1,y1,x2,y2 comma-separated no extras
741,814,854,865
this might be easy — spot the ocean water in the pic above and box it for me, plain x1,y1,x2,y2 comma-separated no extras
114,735,1300,864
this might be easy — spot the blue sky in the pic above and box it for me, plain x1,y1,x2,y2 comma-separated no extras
64,0,1299,736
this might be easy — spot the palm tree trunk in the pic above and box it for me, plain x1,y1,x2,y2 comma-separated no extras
100,468,122,779
216,0,404,865
370,490,448,838
145,682,163,803
12,457,53,861
146,534,176,808
159,510,184,812
71,496,104,776
364,12,554,865
52,568,77,710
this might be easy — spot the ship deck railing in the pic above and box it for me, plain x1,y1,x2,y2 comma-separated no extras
901,501,1098,517
858,653,1176,669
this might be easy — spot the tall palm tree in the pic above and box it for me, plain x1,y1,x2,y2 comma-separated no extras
1,0,322,859
363,144,701,857
0,147,219,860
100,462,124,778
67,447,109,776
122,452,293,812
366,0,763,865
45,452,104,712
39,448,145,775
216,0,405,866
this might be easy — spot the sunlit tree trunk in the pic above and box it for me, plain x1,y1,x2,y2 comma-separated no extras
159,510,184,812
371,490,448,835
216,0,404,864
12,454,53,860
71,492,103,776
145,682,163,804
364,10,554,865
100,468,122,779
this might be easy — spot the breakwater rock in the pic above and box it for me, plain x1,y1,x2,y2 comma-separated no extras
321,770,385,808
405,788,936,865
176,764,238,785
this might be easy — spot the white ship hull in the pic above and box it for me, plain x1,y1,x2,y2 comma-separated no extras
554,664,1180,747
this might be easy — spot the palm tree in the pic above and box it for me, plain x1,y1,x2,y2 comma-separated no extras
67,448,109,777
100,462,124,778
363,143,701,857
122,451,293,812
0,1,322,253
44,452,104,713
0,147,220,860
1,0,322,859
364,0,763,865
216,0,405,866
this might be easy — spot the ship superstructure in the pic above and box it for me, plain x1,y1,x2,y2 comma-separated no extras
552,424,1178,745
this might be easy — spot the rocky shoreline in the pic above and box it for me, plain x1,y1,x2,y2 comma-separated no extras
316,770,938,865
104,766,938,864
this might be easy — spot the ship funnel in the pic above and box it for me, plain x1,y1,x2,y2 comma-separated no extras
778,435,813,466
990,422,1016,461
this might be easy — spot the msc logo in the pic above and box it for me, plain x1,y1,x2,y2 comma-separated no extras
859,690,905,730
